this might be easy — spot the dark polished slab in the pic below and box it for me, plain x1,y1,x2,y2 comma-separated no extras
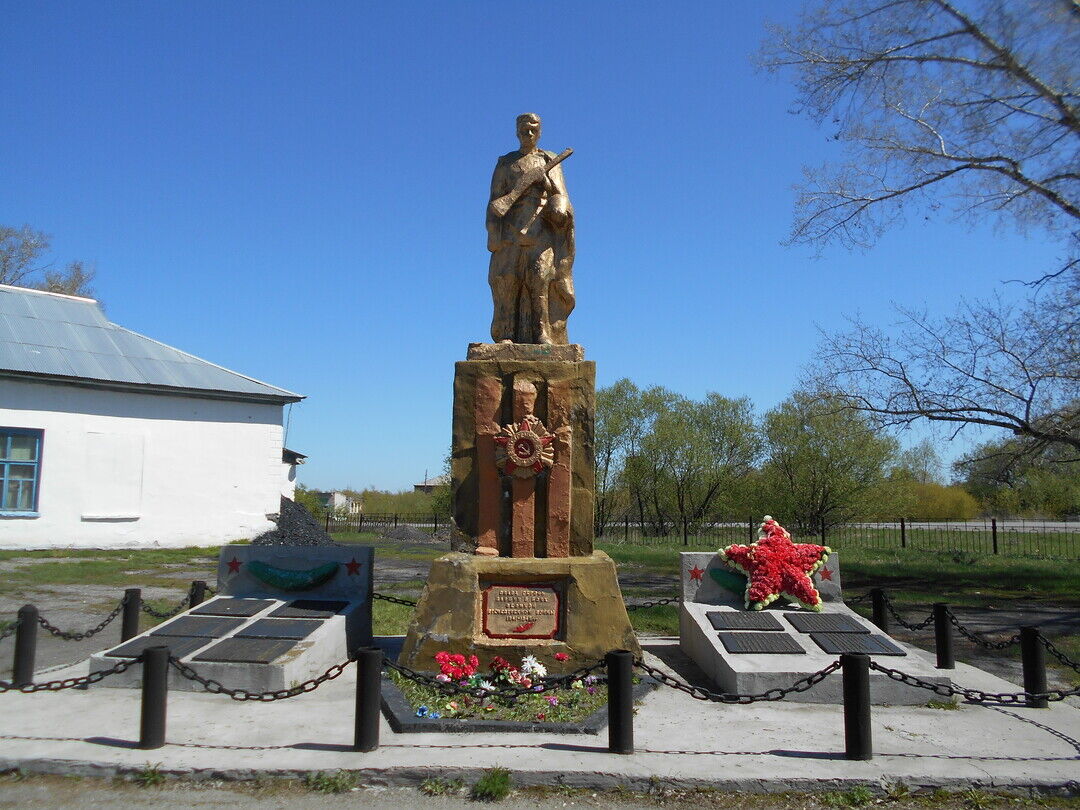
707,611,784,631
192,637,296,664
786,613,869,634
190,598,276,617
810,632,907,656
149,616,246,638
717,632,806,654
104,636,209,659
235,618,323,640
268,599,349,619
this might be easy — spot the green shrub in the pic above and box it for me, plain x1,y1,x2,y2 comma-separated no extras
471,767,512,802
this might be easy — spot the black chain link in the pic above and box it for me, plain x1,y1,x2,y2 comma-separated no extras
140,594,191,620
844,592,870,605
868,660,1080,704
0,617,21,641
168,656,350,700
373,592,418,607
881,592,935,631
944,608,1021,650
384,657,607,702
0,657,136,693
1040,635,1080,673
37,597,127,641
625,596,681,611
633,658,841,704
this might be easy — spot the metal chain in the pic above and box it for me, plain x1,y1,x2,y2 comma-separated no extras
626,596,681,611
0,657,136,693
633,658,841,704
0,617,21,641
37,597,127,641
868,660,1080,704
844,592,870,605
1040,635,1080,673
168,656,350,701
373,592,418,607
140,594,191,620
881,592,935,631
384,657,607,701
944,608,1021,650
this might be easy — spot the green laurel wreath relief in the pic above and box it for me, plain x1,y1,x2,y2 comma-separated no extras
246,560,340,591
708,567,746,596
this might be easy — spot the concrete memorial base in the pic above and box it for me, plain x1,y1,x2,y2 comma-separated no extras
679,551,953,705
398,551,641,675
88,544,373,693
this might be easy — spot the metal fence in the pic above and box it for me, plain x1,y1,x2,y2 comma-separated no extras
326,512,448,535
596,516,1080,559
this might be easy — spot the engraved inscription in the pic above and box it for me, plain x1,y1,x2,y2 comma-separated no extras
482,584,560,639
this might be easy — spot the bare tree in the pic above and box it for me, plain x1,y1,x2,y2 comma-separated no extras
0,224,96,298
809,274,1079,457
761,0,1078,282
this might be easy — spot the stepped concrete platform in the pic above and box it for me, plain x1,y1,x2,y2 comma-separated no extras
1,638,1077,795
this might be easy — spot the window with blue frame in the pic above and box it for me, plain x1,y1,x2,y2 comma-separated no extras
0,428,43,513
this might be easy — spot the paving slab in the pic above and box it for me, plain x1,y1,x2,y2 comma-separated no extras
1,638,1077,794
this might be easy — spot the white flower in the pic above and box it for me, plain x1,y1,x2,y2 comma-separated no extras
520,655,540,674
478,679,495,692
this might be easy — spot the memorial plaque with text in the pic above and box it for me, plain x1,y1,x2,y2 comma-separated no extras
482,584,561,639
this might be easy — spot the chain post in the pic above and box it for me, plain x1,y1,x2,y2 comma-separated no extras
13,605,39,687
121,588,141,642
139,646,170,749
842,653,872,760
991,518,999,555
189,580,207,608
354,647,382,751
1020,627,1048,709
606,649,634,754
900,518,906,549
934,603,954,670
624,514,629,542
870,588,889,632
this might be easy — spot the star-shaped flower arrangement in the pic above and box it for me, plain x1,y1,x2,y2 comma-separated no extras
718,516,831,612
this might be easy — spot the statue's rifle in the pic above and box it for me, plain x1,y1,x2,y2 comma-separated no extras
489,148,573,218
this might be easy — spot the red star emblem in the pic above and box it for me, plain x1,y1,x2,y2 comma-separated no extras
345,558,362,575
718,517,830,611
818,567,833,581
689,565,705,581
227,557,241,574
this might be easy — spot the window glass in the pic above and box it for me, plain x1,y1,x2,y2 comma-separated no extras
1,429,42,512
6,435,38,461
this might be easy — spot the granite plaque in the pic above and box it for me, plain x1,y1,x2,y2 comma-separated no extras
810,632,907,656
786,613,869,634
706,611,784,631
482,584,560,639
235,618,323,640
192,637,296,664
191,598,276,617
269,599,349,619
104,636,209,659
717,632,806,654
149,616,246,638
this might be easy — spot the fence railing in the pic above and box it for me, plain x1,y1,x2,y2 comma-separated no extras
325,512,449,535
596,516,1080,559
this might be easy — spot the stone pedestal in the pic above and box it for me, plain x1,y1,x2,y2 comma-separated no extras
451,343,595,557
397,551,641,675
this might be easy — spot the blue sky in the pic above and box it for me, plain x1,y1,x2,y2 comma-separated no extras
2,1,1058,490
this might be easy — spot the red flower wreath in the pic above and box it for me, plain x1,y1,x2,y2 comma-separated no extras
718,515,831,612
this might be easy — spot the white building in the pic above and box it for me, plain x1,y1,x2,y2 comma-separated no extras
0,285,304,549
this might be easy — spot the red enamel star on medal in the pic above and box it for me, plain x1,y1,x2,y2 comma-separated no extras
718,516,831,611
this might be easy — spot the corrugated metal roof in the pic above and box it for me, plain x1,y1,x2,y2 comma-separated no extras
0,285,303,402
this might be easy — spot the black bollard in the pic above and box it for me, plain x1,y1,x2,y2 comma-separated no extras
842,653,873,760
933,603,954,670
13,604,39,688
188,580,207,608
121,588,142,642
606,649,635,754
1019,627,1048,709
139,645,170,749
353,647,382,752
871,588,889,632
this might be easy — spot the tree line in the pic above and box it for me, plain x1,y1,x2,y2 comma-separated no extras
595,379,1077,543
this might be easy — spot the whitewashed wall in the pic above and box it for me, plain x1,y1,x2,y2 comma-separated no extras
0,378,288,548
